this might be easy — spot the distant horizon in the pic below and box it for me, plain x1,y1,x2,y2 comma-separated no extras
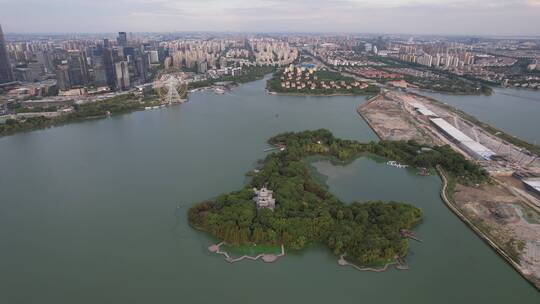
2,30,540,40
1,0,540,37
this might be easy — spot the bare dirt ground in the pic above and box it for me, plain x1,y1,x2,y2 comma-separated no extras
358,95,435,144
454,182,540,287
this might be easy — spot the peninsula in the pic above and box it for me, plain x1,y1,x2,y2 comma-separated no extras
266,65,379,96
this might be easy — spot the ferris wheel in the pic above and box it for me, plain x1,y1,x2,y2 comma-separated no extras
153,74,188,105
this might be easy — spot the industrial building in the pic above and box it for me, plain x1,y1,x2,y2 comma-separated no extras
522,178,540,196
430,117,496,160
410,102,439,117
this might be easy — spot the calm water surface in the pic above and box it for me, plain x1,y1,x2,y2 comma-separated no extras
0,78,538,303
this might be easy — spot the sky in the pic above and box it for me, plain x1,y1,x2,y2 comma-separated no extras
1,0,540,36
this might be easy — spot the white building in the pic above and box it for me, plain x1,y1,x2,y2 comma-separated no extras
523,178,540,196
149,51,159,64
253,187,276,210
430,118,495,160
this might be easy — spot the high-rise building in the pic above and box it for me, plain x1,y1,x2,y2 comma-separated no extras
0,24,14,84
114,61,130,90
134,50,148,83
102,40,116,89
117,32,128,47
198,60,208,74
67,50,89,86
56,64,71,90
149,51,159,64
91,56,108,87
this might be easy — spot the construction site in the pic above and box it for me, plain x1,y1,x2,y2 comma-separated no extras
358,90,540,288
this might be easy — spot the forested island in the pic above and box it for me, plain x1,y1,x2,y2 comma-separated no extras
189,130,489,266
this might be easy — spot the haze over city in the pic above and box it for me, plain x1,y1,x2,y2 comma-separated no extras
1,0,540,36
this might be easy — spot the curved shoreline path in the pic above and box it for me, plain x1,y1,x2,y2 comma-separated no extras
337,254,409,272
208,243,286,263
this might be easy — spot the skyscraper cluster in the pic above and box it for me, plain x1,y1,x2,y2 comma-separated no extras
53,32,151,91
2,29,158,91
249,38,299,66
387,42,476,69
161,38,299,73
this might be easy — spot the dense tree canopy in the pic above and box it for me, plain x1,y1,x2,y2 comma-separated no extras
191,130,449,266
0,93,147,136
190,130,489,265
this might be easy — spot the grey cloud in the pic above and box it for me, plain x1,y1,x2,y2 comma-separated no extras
0,0,538,35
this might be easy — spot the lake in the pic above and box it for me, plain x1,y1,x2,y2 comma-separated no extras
0,78,538,303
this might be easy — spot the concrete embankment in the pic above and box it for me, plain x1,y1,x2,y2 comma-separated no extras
356,94,384,140
436,166,539,291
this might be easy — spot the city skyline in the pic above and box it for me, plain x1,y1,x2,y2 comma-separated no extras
1,0,540,36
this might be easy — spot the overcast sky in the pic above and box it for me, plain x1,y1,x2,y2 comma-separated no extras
1,0,540,36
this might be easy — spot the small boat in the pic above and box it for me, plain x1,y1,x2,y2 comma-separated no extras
175,204,183,216
214,87,226,94
387,160,408,169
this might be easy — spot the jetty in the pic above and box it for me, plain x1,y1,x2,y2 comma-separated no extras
417,167,430,176
395,255,410,270
400,229,423,242
263,143,286,152
387,160,409,169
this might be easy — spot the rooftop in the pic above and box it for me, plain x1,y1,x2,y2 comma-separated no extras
430,117,495,160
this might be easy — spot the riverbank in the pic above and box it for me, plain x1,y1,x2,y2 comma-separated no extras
0,95,161,137
0,68,277,139
411,87,492,96
355,87,540,289
267,90,374,97
0,93,158,135
409,90,540,155
437,166,540,291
